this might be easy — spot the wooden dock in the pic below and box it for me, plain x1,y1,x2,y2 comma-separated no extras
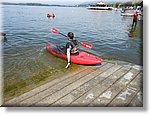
4,61,143,107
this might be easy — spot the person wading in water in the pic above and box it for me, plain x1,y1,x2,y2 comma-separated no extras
132,11,139,29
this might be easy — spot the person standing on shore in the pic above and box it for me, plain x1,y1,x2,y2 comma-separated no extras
132,11,139,29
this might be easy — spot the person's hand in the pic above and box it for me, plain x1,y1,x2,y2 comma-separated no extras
65,63,70,69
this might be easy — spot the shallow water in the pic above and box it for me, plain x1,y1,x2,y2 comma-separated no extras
2,5,142,98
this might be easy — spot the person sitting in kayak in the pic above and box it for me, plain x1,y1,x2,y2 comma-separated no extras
65,32,79,68
52,13,55,18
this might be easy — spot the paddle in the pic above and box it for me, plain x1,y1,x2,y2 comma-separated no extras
51,28,92,49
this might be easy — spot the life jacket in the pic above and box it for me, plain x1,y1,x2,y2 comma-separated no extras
52,13,55,17
69,40,79,54
134,13,138,19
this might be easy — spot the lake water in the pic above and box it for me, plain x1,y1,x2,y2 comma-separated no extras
2,5,142,97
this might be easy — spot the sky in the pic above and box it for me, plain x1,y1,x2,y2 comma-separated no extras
2,0,140,5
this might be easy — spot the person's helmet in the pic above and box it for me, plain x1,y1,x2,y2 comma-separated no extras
67,32,74,39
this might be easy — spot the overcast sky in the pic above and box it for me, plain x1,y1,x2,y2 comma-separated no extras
2,0,139,5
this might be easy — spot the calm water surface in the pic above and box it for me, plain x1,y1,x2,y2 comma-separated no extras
2,5,142,91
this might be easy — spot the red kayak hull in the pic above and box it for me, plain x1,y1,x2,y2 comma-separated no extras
46,44,103,65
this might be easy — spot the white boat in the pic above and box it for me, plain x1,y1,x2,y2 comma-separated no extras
121,9,135,16
87,2,113,10
121,12,134,16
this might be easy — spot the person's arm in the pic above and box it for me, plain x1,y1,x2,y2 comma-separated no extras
65,48,71,68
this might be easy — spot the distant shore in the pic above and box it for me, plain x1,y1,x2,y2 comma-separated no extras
1,1,143,8
1,2,84,7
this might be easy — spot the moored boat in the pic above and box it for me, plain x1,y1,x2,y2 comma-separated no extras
87,2,113,10
121,8,135,16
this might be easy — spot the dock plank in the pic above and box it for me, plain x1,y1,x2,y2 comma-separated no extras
18,66,99,106
4,61,143,107
69,64,122,106
51,63,115,106
107,71,141,106
89,68,140,106
128,91,143,107
128,72,143,107
33,63,114,106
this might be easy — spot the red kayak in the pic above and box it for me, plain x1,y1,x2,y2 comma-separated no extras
47,13,55,18
46,43,103,65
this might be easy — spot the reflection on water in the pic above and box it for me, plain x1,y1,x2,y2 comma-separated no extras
2,5,143,99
